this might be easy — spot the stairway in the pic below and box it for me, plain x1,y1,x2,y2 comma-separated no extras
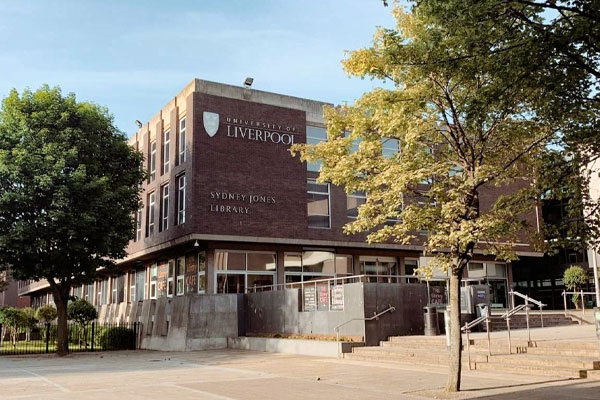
344,335,600,379
488,312,578,331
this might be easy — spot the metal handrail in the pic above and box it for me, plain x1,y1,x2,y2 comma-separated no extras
509,290,545,309
461,311,493,370
334,304,396,358
501,303,531,354
561,291,597,319
509,290,546,333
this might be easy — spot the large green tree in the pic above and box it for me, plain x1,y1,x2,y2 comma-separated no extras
292,3,568,392
0,86,144,356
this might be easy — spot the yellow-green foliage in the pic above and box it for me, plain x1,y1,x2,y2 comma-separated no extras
291,5,553,274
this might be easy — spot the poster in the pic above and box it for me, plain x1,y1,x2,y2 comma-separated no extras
331,286,344,311
304,286,316,311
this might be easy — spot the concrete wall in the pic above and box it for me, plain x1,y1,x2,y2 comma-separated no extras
245,283,428,345
245,283,365,339
98,293,241,351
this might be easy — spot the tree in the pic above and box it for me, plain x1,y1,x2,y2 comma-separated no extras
0,86,145,356
35,304,57,342
67,299,97,349
292,4,559,392
410,0,600,248
0,306,27,346
35,304,57,324
563,265,588,308
21,307,38,342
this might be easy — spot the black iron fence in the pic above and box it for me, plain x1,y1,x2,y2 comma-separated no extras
0,322,140,356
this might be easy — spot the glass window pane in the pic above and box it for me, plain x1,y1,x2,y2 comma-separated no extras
247,274,274,289
468,262,485,277
405,259,418,275
308,215,330,228
302,251,335,274
215,251,245,271
308,193,329,215
335,255,353,275
247,253,276,272
216,274,245,294
347,194,366,218
284,254,302,272
307,126,327,141
307,181,328,193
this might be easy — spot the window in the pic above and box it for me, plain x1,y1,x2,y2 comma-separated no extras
306,126,327,171
307,179,330,228
179,117,186,164
284,251,352,283
167,259,175,297
161,184,169,231
129,271,136,301
359,256,398,283
136,269,146,301
382,137,400,158
467,262,485,278
147,192,155,236
150,264,158,299
215,250,276,294
177,174,186,224
111,276,117,304
135,208,142,241
149,141,156,182
163,130,170,174
347,191,366,219
176,256,185,296
198,252,206,294
405,259,419,277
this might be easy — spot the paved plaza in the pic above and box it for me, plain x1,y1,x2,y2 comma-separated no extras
1,345,599,400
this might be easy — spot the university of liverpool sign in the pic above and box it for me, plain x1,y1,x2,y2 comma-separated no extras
203,112,299,146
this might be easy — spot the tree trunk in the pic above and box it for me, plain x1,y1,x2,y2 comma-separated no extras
445,268,462,392
49,281,70,356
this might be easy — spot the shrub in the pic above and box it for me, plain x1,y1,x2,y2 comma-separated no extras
67,299,97,324
563,265,588,308
67,299,97,349
95,326,135,350
0,306,28,345
35,305,57,324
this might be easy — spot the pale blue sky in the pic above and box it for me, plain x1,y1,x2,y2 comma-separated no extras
0,1,396,136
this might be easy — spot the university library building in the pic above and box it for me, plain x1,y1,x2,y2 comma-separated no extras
16,79,561,349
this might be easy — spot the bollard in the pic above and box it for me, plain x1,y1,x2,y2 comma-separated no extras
444,308,451,351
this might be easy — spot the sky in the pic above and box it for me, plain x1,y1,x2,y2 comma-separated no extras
0,0,397,136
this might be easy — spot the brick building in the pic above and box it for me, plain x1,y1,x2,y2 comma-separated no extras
19,79,543,313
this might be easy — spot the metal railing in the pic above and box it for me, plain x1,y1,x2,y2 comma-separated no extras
461,291,545,369
561,291,597,318
0,321,141,356
509,290,546,329
333,304,396,358
461,312,492,369
246,274,426,311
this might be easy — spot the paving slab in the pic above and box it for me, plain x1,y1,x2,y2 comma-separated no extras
0,348,599,399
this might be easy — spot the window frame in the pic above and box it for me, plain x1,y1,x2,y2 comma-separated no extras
178,117,186,165
161,183,169,232
198,252,206,294
177,174,186,225
176,256,185,296
214,250,276,294
135,208,142,241
147,192,155,236
149,264,158,299
307,179,331,229
347,191,367,219
163,130,170,174
149,141,157,182
167,259,175,298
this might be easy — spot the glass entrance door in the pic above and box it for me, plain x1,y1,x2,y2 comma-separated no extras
488,279,508,308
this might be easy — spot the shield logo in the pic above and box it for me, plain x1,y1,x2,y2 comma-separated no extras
203,112,219,137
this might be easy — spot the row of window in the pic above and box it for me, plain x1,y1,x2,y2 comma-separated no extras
136,174,186,240
149,117,187,183
306,126,402,172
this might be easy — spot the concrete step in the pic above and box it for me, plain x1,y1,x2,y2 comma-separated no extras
345,348,487,366
487,354,600,370
470,339,599,352
473,360,586,379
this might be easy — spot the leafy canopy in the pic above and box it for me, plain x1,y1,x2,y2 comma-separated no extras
563,265,588,290
292,5,553,273
35,304,57,324
0,86,145,285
